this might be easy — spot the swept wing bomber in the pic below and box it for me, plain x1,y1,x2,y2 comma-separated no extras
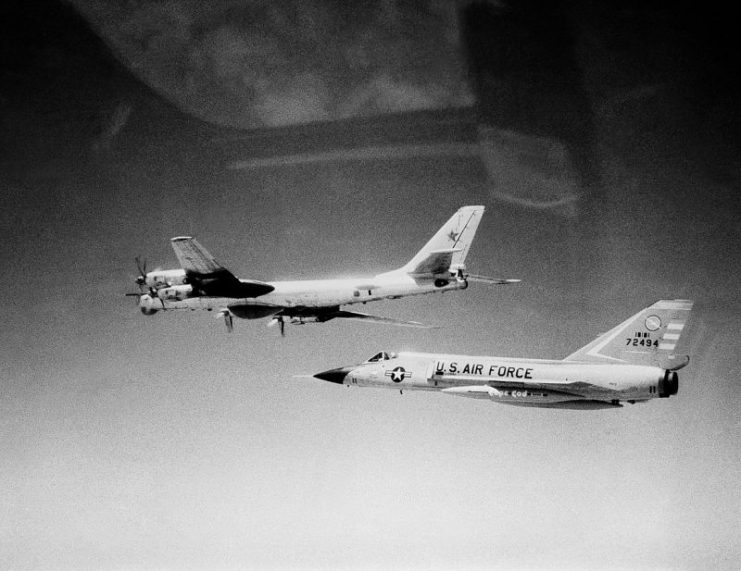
128,206,518,334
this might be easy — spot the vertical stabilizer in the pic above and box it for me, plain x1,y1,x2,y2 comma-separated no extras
564,299,693,368
400,205,485,274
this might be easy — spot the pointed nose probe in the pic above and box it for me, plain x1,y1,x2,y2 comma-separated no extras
313,366,354,384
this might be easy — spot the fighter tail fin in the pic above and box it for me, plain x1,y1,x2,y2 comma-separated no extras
398,205,484,276
564,299,694,369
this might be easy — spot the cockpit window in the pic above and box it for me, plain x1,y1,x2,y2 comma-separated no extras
366,352,390,362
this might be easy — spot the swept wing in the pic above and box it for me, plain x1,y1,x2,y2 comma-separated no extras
278,308,433,328
170,236,274,298
330,310,434,328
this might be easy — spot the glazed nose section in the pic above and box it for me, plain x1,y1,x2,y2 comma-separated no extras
314,366,354,384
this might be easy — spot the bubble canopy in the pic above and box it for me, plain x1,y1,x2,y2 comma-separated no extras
365,352,397,363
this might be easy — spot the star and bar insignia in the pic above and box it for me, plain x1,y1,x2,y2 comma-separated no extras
385,367,411,383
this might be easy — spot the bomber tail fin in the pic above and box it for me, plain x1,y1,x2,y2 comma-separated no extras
397,205,485,276
564,299,694,369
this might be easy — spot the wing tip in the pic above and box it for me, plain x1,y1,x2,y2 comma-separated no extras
171,236,193,242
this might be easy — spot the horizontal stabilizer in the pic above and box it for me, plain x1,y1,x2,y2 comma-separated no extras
466,274,521,285
406,249,460,276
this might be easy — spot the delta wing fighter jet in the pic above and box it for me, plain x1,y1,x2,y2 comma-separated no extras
128,206,518,334
313,300,693,409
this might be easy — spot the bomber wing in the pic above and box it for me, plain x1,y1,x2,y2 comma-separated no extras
170,236,274,298
270,308,433,328
330,310,434,328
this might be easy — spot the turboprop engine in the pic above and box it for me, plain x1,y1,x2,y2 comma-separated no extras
290,315,327,325
144,269,187,289
156,284,193,302
138,294,159,315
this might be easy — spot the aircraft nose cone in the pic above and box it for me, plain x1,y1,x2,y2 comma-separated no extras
314,366,353,384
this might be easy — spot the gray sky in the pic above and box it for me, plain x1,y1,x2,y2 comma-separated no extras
1,1,740,569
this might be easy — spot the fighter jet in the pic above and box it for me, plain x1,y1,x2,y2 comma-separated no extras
128,205,518,334
312,299,693,409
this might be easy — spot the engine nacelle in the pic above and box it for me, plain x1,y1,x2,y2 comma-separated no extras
145,269,187,289
138,294,159,315
229,305,281,320
658,370,679,398
290,315,327,325
157,284,193,301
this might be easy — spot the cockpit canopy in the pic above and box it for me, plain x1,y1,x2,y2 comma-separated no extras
365,351,397,362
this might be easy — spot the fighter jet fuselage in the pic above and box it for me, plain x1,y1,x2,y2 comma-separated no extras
313,300,692,409
316,352,678,409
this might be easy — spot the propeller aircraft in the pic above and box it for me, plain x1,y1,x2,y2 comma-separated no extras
127,205,519,334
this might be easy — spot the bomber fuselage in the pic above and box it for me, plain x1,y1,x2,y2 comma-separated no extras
139,273,467,315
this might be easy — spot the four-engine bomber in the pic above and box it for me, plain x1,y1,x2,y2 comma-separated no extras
128,206,519,333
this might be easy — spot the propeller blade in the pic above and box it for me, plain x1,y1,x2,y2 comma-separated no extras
225,313,233,333
268,317,286,336
135,256,147,276
134,256,148,290
217,309,234,332
125,292,142,305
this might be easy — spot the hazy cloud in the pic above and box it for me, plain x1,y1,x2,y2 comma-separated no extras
68,0,474,129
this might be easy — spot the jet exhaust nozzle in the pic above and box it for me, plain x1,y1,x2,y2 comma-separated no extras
658,370,679,398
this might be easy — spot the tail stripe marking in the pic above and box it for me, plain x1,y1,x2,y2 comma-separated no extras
663,333,680,340
584,313,637,362
667,323,685,330
659,342,676,350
